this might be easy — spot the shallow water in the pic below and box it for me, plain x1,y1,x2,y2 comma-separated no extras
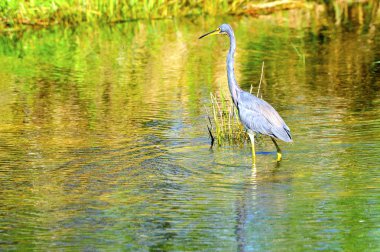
0,15,380,251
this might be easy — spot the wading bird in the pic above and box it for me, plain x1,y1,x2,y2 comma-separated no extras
199,24,292,163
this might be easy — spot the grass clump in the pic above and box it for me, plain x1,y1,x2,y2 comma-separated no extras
207,91,249,146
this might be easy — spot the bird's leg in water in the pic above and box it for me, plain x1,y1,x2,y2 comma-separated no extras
248,133,256,164
271,137,282,162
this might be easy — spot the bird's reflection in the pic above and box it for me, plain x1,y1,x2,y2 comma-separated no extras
234,160,282,251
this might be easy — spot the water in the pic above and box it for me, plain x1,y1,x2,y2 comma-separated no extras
1,15,380,251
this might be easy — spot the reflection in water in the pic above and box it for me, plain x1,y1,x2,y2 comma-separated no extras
0,10,380,251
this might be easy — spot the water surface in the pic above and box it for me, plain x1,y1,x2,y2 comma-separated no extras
0,15,379,251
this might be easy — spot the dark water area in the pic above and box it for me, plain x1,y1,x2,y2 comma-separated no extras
0,13,379,251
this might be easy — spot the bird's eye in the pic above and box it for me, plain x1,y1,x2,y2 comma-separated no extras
217,28,221,31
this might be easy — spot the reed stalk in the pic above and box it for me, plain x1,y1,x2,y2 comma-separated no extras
208,91,248,146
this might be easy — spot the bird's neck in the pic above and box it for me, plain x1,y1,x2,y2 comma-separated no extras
226,32,241,106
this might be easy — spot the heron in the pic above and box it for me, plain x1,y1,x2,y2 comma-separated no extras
199,24,292,163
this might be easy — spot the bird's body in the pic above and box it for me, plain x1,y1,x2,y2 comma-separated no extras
237,92,292,142
199,24,292,162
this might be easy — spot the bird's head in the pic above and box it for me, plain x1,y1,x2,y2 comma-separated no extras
199,24,232,39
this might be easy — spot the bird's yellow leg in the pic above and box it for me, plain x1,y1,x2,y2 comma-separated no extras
271,137,282,162
248,133,256,165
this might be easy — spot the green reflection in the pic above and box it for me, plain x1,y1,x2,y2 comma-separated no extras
0,12,380,251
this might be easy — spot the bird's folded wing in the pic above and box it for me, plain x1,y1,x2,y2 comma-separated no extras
237,92,292,142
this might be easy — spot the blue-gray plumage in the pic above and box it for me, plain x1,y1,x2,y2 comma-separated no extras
199,24,292,162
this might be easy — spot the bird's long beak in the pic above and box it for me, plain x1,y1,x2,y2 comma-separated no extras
199,29,220,39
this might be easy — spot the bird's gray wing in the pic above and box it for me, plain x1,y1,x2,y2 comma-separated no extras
237,91,292,142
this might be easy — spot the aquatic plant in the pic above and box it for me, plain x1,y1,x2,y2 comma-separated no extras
207,91,248,146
